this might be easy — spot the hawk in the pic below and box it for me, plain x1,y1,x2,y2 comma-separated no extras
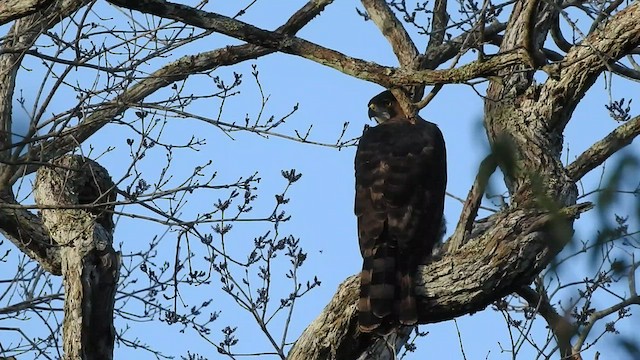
355,90,447,332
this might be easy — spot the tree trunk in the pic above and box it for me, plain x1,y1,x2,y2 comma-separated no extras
34,155,119,360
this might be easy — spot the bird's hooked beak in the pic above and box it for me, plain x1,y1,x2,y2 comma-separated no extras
368,103,389,124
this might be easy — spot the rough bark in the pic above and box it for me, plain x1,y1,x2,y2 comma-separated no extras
289,204,592,359
0,189,61,274
0,0,54,25
34,155,119,360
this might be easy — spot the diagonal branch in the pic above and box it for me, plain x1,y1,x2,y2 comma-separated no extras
290,203,593,359
0,189,61,274
0,0,90,181
572,291,640,354
448,154,497,251
14,0,334,177
517,285,578,359
566,115,640,181
107,0,528,88
427,0,449,50
360,0,418,68
541,1,640,131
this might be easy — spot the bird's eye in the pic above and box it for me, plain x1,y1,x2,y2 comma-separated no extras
386,101,393,107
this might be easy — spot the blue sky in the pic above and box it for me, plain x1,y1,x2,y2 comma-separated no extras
1,1,639,359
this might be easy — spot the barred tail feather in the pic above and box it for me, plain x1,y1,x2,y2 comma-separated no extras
396,272,417,325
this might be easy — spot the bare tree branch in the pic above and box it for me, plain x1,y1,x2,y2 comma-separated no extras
0,190,60,274
0,0,89,180
517,285,578,359
566,115,640,181
572,291,640,354
14,0,333,177
428,0,449,50
107,0,529,88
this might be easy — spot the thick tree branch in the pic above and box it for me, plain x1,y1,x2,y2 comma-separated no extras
484,0,575,205
0,0,54,25
290,204,593,359
541,1,640,131
566,115,640,181
448,154,497,251
107,0,528,88
550,13,572,53
34,155,118,359
360,0,418,68
0,190,61,274
427,0,449,50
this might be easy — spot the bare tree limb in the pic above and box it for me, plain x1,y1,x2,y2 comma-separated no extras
427,0,449,50
0,0,89,180
550,12,572,53
107,0,529,88
517,285,578,360
0,0,331,276
566,115,640,181
572,292,640,354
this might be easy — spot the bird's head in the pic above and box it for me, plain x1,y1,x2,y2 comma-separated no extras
367,90,403,124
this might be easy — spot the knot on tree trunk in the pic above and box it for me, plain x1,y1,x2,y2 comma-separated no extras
34,155,116,237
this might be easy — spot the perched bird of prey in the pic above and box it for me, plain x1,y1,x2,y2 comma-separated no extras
355,90,447,332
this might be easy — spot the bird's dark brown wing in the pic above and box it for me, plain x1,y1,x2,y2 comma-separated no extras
355,118,446,332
